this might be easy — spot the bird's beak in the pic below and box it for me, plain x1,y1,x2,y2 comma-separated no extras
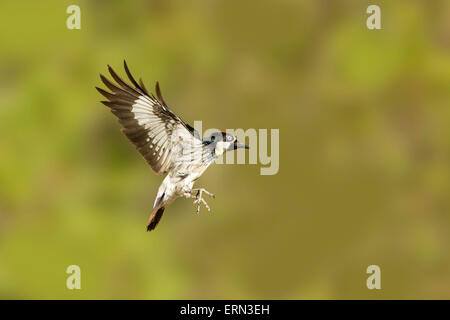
231,140,250,150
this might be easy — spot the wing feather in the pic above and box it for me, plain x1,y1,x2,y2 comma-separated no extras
96,61,202,174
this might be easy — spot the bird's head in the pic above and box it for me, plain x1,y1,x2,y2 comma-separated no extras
205,132,249,156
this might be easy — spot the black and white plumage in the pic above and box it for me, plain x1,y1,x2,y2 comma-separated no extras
96,61,249,231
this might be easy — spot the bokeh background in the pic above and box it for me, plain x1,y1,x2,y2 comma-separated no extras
1,0,449,299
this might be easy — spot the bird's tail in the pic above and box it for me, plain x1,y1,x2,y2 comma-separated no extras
146,206,165,231
147,192,165,231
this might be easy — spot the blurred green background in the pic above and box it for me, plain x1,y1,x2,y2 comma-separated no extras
0,0,449,299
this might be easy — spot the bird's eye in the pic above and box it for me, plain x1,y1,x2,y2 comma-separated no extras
211,136,215,141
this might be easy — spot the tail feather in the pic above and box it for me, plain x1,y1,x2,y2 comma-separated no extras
146,206,165,231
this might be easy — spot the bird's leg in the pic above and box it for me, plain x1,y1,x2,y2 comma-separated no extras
191,188,214,214
183,192,194,199
191,188,215,199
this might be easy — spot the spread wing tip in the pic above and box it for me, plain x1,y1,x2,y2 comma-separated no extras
95,86,115,100
155,81,168,106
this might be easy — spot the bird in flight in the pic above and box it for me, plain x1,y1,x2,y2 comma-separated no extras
96,61,249,231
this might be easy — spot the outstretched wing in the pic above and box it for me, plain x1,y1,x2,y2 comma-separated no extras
96,61,202,175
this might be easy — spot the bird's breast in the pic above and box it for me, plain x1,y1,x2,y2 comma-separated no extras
170,161,213,193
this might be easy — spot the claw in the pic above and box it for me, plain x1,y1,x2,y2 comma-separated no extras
193,198,210,213
191,188,214,213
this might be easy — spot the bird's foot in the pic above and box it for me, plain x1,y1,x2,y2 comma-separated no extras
191,188,214,214
193,197,210,214
192,188,215,199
